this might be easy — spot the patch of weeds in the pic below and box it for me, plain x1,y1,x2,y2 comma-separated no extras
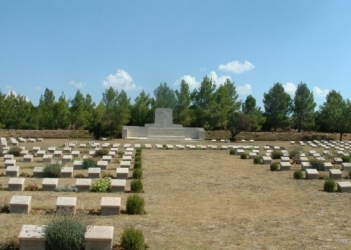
95,149,109,157
74,173,85,178
24,184,40,191
0,236,20,250
19,172,31,178
43,163,61,178
55,185,77,192
101,171,114,178
8,146,22,157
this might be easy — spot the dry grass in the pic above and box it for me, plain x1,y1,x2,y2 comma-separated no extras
1,139,351,249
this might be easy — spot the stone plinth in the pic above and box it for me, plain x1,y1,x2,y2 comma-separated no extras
43,155,52,162
334,158,343,164
4,154,14,160
48,147,56,153
23,155,33,162
97,161,108,170
305,169,319,179
8,178,25,191
10,195,31,214
4,159,16,167
73,160,83,169
329,169,342,179
262,156,272,164
116,168,129,179
36,150,46,157
6,166,20,177
61,167,73,178
324,162,333,171
100,197,121,215
248,152,257,159
280,157,290,162
62,155,73,163
122,155,132,161
301,162,311,170
300,157,309,162
18,225,46,250
120,161,131,168
53,151,62,158
75,178,91,192
33,167,44,178
63,147,72,153
88,168,101,178
342,162,351,171
337,182,351,193
85,226,114,250
111,179,126,193
42,178,58,191
56,197,77,214
280,162,291,171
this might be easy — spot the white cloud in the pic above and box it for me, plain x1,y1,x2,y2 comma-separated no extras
218,60,255,74
174,75,200,90
237,84,252,95
102,69,137,90
283,82,297,95
313,87,330,98
208,71,231,85
69,80,85,89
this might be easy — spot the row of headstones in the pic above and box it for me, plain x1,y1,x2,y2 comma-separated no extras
6,177,126,192
18,224,114,250
1,137,43,146
297,140,351,150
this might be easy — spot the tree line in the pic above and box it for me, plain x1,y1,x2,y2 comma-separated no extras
0,76,348,140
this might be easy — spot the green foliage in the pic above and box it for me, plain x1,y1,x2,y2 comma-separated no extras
130,180,143,193
271,150,283,159
293,170,304,179
120,226,146,250
0,236,19,250
253,156,263,164
134,155,142,162
270,162,279,171
229,149,237,155
95,149,109,157
288,146,303,159
342,155,351,163
8,146,22,157
82,158,97,169
130,90,153,126
126,195,145,215
324,179,336,192
101,171,114,178
43,164,61,178
134,161,142,169
310,158,325,171
240,152,248,159
45,212,91,250
90,178,111,192
74,173,85,178
24,184,40,191
133,168,143,179
55,185,77,192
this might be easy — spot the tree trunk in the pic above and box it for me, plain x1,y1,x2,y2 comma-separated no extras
340,132,343,141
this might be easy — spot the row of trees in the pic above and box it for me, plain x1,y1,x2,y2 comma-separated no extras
0,77,348,140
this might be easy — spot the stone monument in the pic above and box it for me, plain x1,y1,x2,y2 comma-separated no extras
122,108,205,140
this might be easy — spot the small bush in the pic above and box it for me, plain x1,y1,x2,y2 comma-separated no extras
271,150,283,159
74,173,85,178
324,179,336,192
43,164,61,178
0,202,10,214
310,159,325,171
95,149,109,157
55,185,77,192
8,146,22,157
293,170,303,179
135,155,142,162
24,184,40,191
90,178,111,192
342,155,351,163
130,180,143,193
82,158,97,169
134,161,142,169
270,162,279,171
45,212,91,250
0,236,20,250
126,195,145,215
240,152,248,159
101,171,114,178
136,149,142,156
19,172,31,178
120,226,145,250
133,168,143,179
253,156,263,164
229,149,237,155
288,146,303,159
118,151,124,157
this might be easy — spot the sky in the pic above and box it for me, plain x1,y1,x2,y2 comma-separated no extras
1,1,351,109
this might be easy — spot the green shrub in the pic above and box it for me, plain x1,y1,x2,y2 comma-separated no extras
95,149,109,157
324,179,336,192
45,212,91,250
135,155,142,162
90,178,111,192
270,162,279,171
253,156,263,164
74,173,85,178
271,150,283,159
310,159,325,171
134,161,142,169
342,155,351,163
82,159,97,169
133,168,143,179
0,236,20,250
288,146,303,159
229,149,237,155
120,226,145,250
8,146,22,157
24,184,40,191
293,170,303,179
240,152,248,159
136,149,142,156
43,164,61,178
55,185,77,192
126,195,145,215
118,151,124,157
130,180,143,193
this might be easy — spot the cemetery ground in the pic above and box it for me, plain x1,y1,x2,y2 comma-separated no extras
1,139,351,249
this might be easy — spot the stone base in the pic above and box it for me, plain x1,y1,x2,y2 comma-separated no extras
111,179,126,193
337,182,351,192
85,226,114,250
10,195,31,214
18,225,46,250
305,169,319,179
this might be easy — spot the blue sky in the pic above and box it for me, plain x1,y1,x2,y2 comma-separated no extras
1,1,350,108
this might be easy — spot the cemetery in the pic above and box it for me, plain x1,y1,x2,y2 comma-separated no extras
0,135,351,249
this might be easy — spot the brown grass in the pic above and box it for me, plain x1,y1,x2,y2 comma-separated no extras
1,139,351,249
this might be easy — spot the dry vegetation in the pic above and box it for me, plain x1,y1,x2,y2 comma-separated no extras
1,139,351,249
